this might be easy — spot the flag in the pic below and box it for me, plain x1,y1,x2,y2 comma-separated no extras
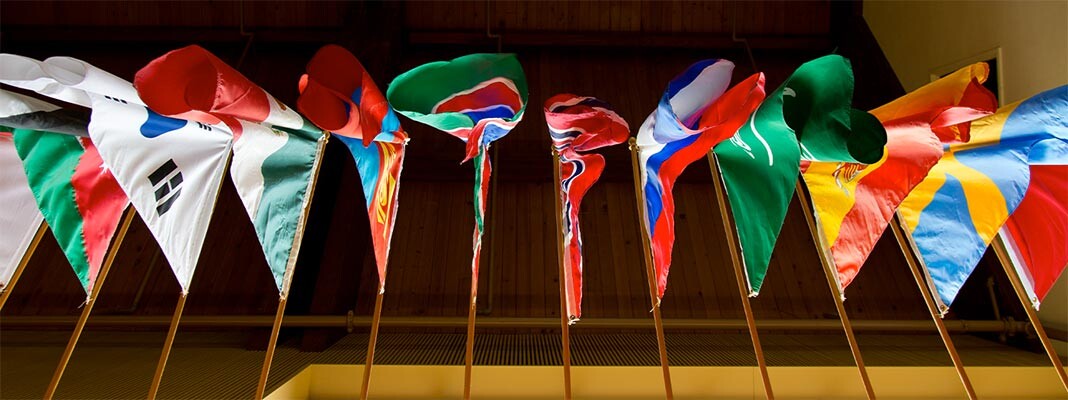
297,44,407,292
1001,164,1067,306
135,45,325,295
134,45,303,133
714,55,887,296
545,94,630,322
0,54,143,109
0,131,43,289
2,90,128,294
1,54,233,293
636,59,765,300
801,63,995,289
386,53,527,296
899,85,1067,310
0,89,89,137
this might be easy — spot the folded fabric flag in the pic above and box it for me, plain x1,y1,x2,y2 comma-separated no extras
636,59,765,301
387,53,526,296
545,94,629,322
0,54,142,109
1,54,233,293
801,63,995,290
2,90,127,295
0,131,44,289
298,44,407,292
135,45,303,134
715,55,887,296
0,90,89,137
1001,163,1067,307
899,85,1067,311
136,46,325,295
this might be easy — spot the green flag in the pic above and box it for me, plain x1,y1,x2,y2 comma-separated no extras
713,55,886,295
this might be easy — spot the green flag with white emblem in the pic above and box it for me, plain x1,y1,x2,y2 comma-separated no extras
713,55,886,295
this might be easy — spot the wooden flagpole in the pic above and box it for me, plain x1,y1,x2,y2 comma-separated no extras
148,151,232,400
43,206,137,399
888,213,977,399
990,234,1068,391
628,138,674,399
0,221,48,311
360,138,405,400
360,283,387,400
255,296,287,399
550,148,574,400
463,275,477,400
706,153,774,399
463,146,492,400
793,181,876,399
256,133,330,400
147,292,187,400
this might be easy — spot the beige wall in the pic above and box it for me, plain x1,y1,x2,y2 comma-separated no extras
865,0,1067,102
864,0,1067,348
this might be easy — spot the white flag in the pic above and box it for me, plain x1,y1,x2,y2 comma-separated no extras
0,132,44,288
0,54,232,292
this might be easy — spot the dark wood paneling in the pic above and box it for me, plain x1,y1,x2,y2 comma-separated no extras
404,1,831,35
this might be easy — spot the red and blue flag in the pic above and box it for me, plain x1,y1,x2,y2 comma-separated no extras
298,45,407,291
636,59,765,300
545,94,629,322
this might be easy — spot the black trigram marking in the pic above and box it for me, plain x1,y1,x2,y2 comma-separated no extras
104,95,128,104
195,121,212,131
148,159,183,216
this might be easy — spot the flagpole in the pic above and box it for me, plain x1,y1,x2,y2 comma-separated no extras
147,292,187,399
43,206,136,399
463,274,477,400
706,153,774,400
360,282,387,400
256,133,330,400
628,138,674,399
990,234,1068,391
149,151,232,400
793,181,876,399
0,221,48,311
550,148,574,400
463,147,491,400
888,213,977,399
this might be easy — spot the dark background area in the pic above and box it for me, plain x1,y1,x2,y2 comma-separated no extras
0,1,1039,354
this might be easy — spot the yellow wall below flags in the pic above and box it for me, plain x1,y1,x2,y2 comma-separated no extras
268,364,1068,399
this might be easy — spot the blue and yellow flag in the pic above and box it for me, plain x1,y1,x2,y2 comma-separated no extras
898,85,1067,311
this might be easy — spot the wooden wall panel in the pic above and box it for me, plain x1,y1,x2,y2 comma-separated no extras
404,1,832,35
0,1,348,28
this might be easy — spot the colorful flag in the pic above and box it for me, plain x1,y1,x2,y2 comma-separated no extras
387,53,527,296
899,85,1067,310
135,45,326,295
1001,163,1067,307
2,91,128,295
715,55,887,296
134,45,303,133
801,63,995,290
0,54,233,293
0,131,43,289
298,45,407,292
636,59,765,300
545,94,630,322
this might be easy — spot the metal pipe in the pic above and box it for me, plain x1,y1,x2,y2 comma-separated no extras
0,315,1030,333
